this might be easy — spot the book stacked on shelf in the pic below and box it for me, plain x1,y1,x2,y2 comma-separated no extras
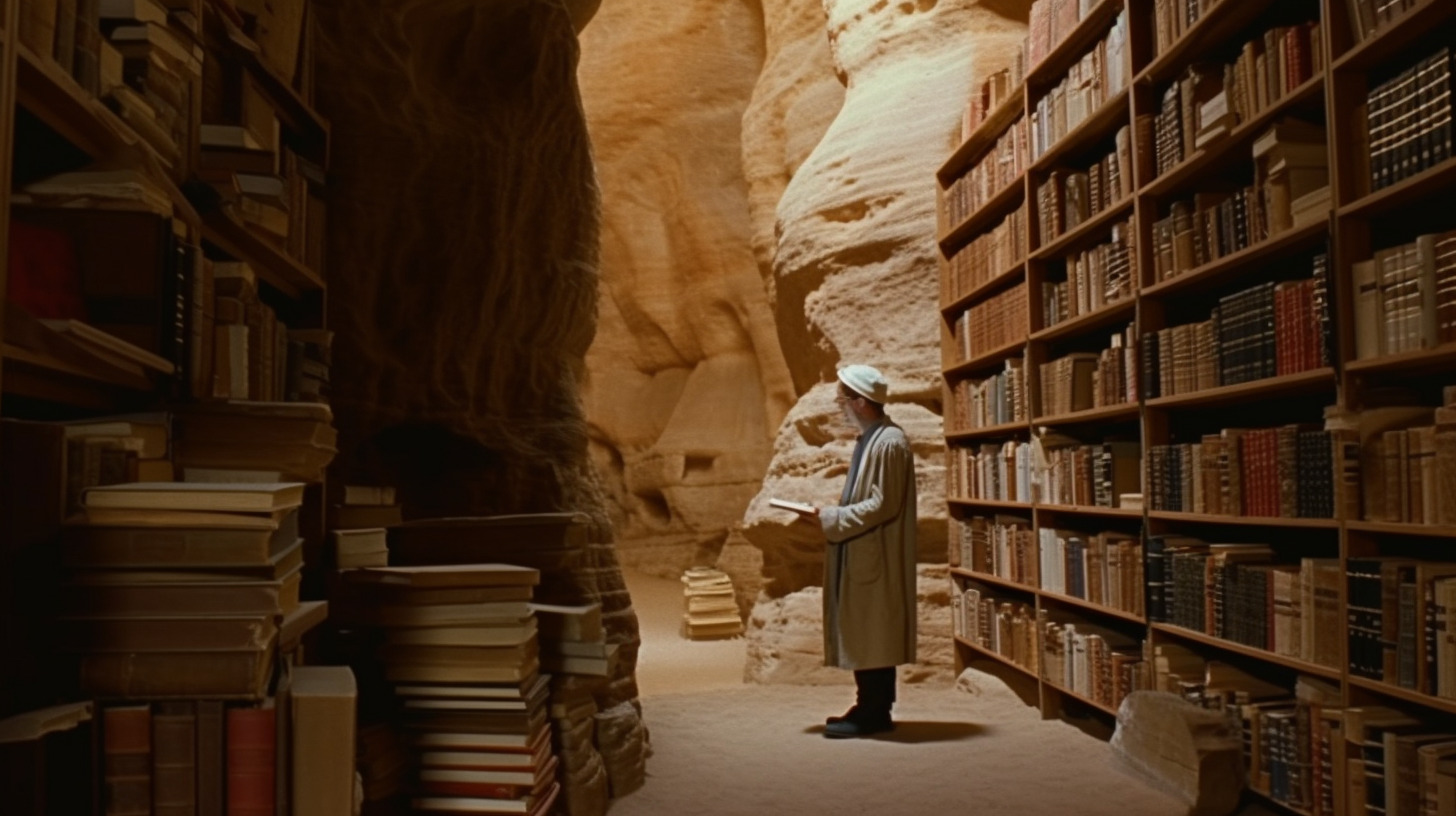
1038,220,1134,329
341,564,562,816
943,118,1028,228
173,399,336,484
951,514,1037,587
1035,125,1133,244
945,208,1026,302
947,357,1025,433
951,282,1028,362
1037,614,1143,709
1343,705,1456,816
1352,231,1456,359
946,440,1033,503
330,484,397,569
1146,423,1337,518
1038,327,1136,416
1034,434,1140,509
960,57,1026,142
1029,9,1129,162
1346,558,1456,698
1253,119,1329,237
952,582,1039,674
62,412,173,512
1025,0,1116,71
1345,0,1431,45
1365,46,1452,194
63,480,310,699
1149,0,1225,59
1036,528,1143,615
100,0,203,173
679,567,744,639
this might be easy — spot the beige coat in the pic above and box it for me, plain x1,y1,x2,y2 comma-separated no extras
820,419,918,670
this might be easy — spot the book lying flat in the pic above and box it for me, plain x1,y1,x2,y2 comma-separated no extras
82,481,306,512
63,510,300,568
411,723,549,751
413,780,558,815
57,567,302,617
768,497,815,514
347,564,541,588
386,621,537,648
58,614,277,651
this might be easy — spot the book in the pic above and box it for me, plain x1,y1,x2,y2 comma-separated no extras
103,704,152,816
386,621,538,647
412,724,550,751
343,485,396,505
291,667,357,816
82,646,277,699
529,603,603,643
82,481,306,512
57,613,277,651
412,781,558,815
226,706,274,816
346,564,540,588
62,509,301,568
768,497,815,514
152,702,196,816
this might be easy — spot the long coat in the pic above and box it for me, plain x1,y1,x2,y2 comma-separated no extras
819,418,918,670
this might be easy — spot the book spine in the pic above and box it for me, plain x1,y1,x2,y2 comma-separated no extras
227,707,276,816
104,705,152,816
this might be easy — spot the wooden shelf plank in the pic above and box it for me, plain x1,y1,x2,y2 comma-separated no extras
954,635,1039,680
1345,520,1456,539
1140,220,1328,300
943,337,1027,377
1136,0,1288,87
1030,88,1131,174
941,262,1026,317
1144,368,1336,411
1151,623,1343,679
1036,503,1142,519
1031,297,1135,343
1041,679,1119,717
1345,342,1456,376
1033,402,1138,427
1147,511,1340,530
1337,157,1456,220
1330,0,1456,74
201,210,323,297
1031,197,1134,261
1,342,155,409
939,175,1026,254
1140,75,1325,201
949,567,1038,595
1348,676,1456,717
1038,590,1146,625
939,85,1025,183
945,421,1030,442
1026,0,1125,91
947,497,1035,513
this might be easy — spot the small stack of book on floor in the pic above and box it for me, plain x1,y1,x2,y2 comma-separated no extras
62,480,311,699
680,567,744,639
543,674,609,816
343,563,561,816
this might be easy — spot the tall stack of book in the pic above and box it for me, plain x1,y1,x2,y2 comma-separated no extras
173,400,336,484
679,567,744,639
97,0,202,172
342,564,560,816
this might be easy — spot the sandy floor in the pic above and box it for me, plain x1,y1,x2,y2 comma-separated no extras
611,570,1275,816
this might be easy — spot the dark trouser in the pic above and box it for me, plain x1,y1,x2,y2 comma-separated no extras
853,667,896,719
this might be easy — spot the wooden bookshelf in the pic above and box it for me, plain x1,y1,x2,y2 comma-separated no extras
1137,0,1293,86
940,85,1025,183
1030,296,1135,343
1030,88,1131,174
1041,677,1119,717
955,635,1038,680
1336,156,1456,220
202,210,325,298
1139,219,1329,299
947,497,1034,512
949,567,1038,595
1143,368,1336,411
1035,503,1141,519
941,262,1026,316
1037,589,1145,625
945,421,1030,442
1033,401,1139,427
1031,197,1134,261
1025,0,1125,91
1347,677,1456,718
1344,520,1456,539
944,336,1028,377
1329,0,1456,72
1344,343,1456,376
1151,623,1343,681
940,174,1025,251
1146,511,1340,530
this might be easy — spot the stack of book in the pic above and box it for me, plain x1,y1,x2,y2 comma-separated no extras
343,564,561,816
356,722,410,810
331,485,397,570
679,567,743,639
62,412,173,512
1352,231,1456,360
534,602,615,678
62,480,310,699
543,674,609,816
1253,119,1329,237
99,0,203,171
173,399,337,484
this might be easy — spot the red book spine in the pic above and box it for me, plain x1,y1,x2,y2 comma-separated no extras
227,708,275,816
104,705,152,816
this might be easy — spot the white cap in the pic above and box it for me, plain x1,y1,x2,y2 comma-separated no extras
836,364,888,404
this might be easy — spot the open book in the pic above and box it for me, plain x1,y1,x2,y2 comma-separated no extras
769,498,816,515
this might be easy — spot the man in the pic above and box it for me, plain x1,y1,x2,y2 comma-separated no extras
790,363,918,738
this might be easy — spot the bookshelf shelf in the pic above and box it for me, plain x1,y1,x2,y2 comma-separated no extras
1336,156,1456,220
949,567,1037,595
1344,342,1456,377
944,337,1028,377
1248,789,1313,816
1146,511,1339,530
1030,296,1135,343
1037,590,1145,625
941,262,1026,317
1034,503,1141,519
201,211,325,298
940,85,1026,182
1032,402,1138,428
954,635,1038,680
1031,88,1131,175
1139,219,1327,300
13,43,199,224
0,342,153,408
1344,520,1456,539
1136,0,1289,87
1040,678,1118,717
1347,676,1456,716
1025,0,1125,91
1150,623,1343,680
1031,197,1133,261
1143,368,1336,411
945,421,1030,442
948,497,1034,512
1330,0,1456,74
1140,75,1326,201
940,174,1026,253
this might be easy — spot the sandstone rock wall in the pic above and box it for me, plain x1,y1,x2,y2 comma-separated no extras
578,0,801,581
311,0,644,796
